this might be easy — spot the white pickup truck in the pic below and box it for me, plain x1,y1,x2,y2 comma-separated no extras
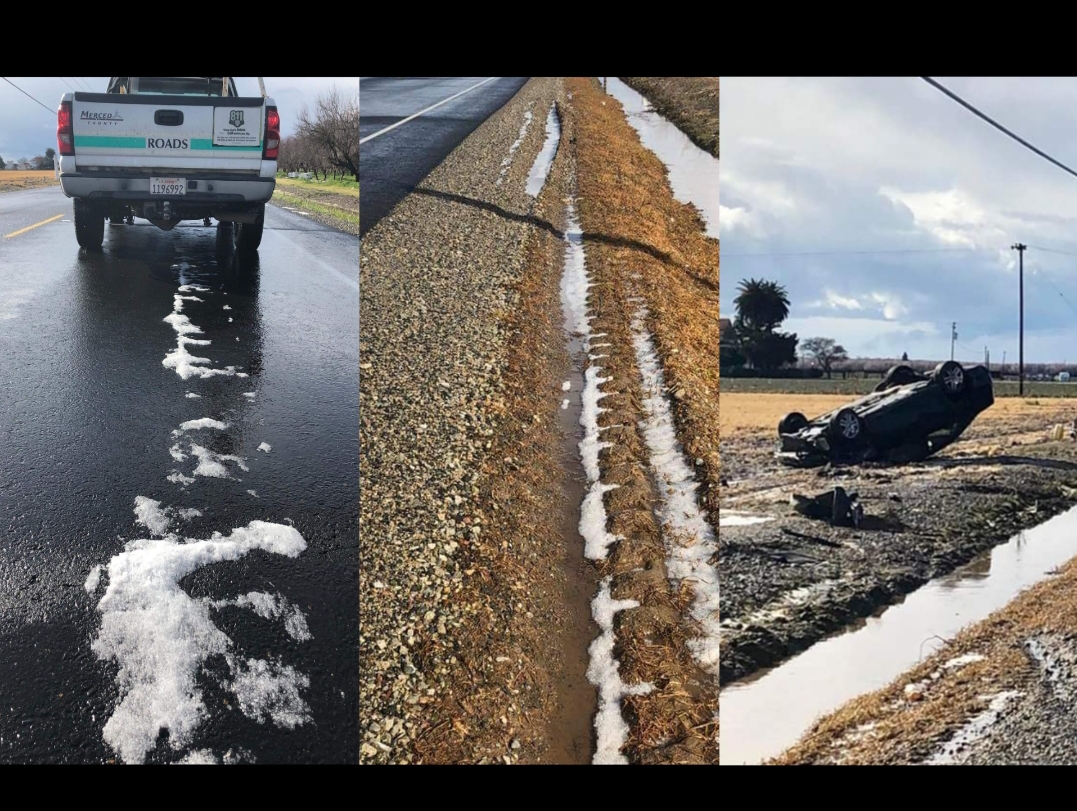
56,77,280,253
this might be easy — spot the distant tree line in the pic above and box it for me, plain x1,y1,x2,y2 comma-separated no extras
277,88,358,182
0,148,55,170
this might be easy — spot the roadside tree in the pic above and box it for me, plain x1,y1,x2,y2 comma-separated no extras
802,336,849,379
733,277,798,372
297,88,359,182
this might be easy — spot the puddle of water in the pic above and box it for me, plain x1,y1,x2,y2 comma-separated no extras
720,503,1077,764
719,513,775,527
525,104,561,198
548,274,599,764
603,78,718,239
545,192,602,763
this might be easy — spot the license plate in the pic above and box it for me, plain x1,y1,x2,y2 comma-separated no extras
150,177,185,195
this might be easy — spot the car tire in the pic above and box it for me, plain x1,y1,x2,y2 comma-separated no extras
779,412,809,435
933,361,967,398
234,205,265,255
829,408,864,450
875,364,922,392
73,199,104,249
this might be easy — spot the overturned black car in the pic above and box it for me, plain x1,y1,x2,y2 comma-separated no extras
777,361,994,467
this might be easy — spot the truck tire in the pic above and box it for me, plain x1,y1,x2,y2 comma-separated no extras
73,199,104,249
234,205,265,255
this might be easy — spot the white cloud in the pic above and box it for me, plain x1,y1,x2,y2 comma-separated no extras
719,205,762,236
823,290,862,310
722,77,1077,361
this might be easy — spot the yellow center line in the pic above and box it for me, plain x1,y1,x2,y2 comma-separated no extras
3,213,64,239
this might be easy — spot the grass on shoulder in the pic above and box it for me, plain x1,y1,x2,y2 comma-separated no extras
275,172,358,197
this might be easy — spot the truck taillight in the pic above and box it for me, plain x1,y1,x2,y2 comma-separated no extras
264,106,280,160
57,101,74,156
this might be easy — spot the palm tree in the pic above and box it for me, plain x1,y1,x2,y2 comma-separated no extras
734,278,790,331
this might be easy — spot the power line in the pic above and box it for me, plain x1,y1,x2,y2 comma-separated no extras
723,247,989,258
1028,244,1077,257
0,77,54,115
59,77,77,93
77,77,95,92
923,77,1077,182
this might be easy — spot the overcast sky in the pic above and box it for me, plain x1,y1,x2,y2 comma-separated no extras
722,77,1077,365
0,76,357,164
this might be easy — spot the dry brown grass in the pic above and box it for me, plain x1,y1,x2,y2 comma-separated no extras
0,170,58,193
574,78,719,531
569,75,718,763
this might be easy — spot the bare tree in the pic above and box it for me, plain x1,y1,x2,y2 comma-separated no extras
296,87,359,182
801,336,849,379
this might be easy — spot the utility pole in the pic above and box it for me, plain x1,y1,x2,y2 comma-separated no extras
951,322,957,361
1012,243,1027,395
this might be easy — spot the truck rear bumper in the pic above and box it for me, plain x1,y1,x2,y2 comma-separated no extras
59,174,275,204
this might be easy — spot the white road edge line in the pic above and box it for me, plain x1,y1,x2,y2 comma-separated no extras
268,228,359,293
359,77,499,145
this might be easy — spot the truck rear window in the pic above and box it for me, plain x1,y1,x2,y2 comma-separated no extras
133,77,234,96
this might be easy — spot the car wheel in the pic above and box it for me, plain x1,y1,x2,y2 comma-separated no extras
829,408,864,449
933,360,966,398
778,412,809,435
73,199,104,249
234,205,265,255
875,364,922,392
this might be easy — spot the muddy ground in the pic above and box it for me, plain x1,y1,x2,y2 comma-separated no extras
720,394,1077,687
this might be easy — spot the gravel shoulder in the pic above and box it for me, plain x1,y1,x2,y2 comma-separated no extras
360,76,719,764
720,394,1077,687
360,78,573,764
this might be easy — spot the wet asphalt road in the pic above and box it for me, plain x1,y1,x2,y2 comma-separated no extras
0,185,358,763
359,76,529,235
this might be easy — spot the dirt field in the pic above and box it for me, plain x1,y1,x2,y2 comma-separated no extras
0,170,58,193
722,392,1077,438
720,390,1077,687
620,78,719,158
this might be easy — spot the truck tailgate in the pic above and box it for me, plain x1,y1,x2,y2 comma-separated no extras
71,93,264,172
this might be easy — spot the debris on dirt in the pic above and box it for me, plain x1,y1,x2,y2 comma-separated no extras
791,486,864,528
1048,420,1077,441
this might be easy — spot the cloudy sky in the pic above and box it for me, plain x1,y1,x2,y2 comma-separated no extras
722,77,1077,364
0,76,357,164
